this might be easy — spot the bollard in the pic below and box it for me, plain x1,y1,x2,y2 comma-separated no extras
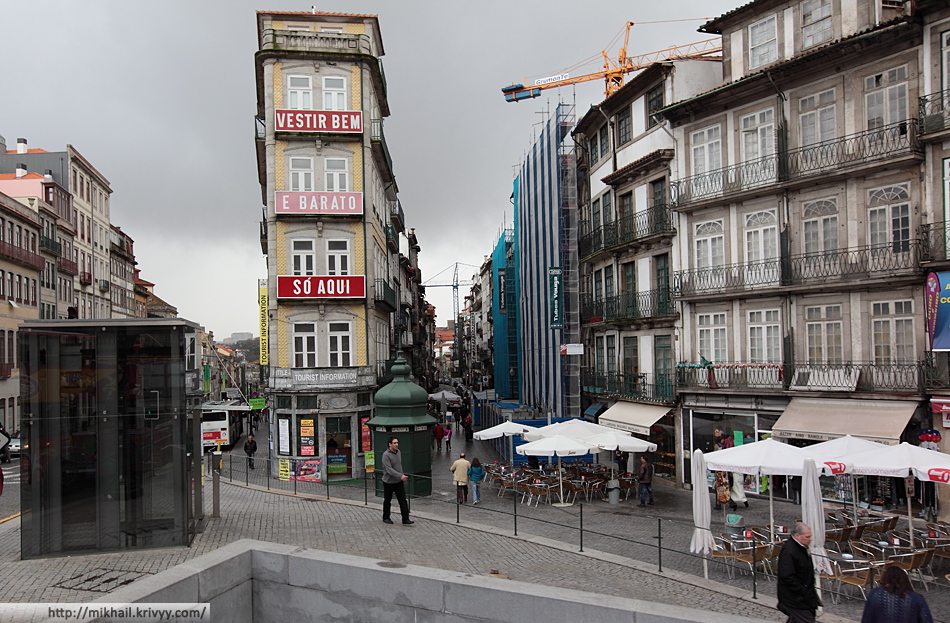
212,451,221,518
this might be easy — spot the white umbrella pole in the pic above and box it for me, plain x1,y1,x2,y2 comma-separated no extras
558,456,565,503
703,557,708,580
769,476,775,542
852,475,859,527
907,485,914,536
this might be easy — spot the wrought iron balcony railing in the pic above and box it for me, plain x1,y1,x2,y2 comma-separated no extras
581,369,675,404
374,279,397,312
79,271,93,285
371,119,394,178
388,198,405,233
920,221,950,262
785,120,919,177
580,205,676,259
919,90,950,134
384,224,398,251
675,360,929,394
581,288,674,324
0,240,45,271
670,121,920,208
57,257,78,275
39,234,62,256
673,240,922,297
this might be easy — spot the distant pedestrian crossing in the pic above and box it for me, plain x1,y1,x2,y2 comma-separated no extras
1,465,19,485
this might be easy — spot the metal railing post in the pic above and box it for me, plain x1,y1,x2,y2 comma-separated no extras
513,483,518,537
326,477,331,500
245,458,249,486
579,503,584,552
266,457,270,490
657,517,663,573
752,541,758,599
364,470,368,505
456,495,460,523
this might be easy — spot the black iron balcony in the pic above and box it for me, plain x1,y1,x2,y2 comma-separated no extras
675,359,929,394
673,240,923,298
374,279,397,312
578,221,606,259
580,205,675,260
389,198,405,233
581,368,675,404
384,224,398,252
371,119,394,180
786,120,919,177
581,288,674,324
79,271,92,285
670,121,920,208
920,221,950,262
919,90,950,134
0,363,13,378
39,234,62,256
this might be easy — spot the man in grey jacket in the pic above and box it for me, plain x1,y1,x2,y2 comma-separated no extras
381,436,413,525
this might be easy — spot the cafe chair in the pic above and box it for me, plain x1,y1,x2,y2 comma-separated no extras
711,536,736,579
820,560,842,605
836,562,878,601
524,482,551,507
825,526,853,552
850,541,885,562
733,543,771,577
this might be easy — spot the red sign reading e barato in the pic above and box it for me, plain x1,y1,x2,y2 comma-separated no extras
275,110,363,133
275,191,363,215
277,275,366,299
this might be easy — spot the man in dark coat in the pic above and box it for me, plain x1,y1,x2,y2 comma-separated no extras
777,522,820,623
244,434,258,470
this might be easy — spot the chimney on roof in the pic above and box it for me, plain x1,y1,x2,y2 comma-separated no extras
16,163,27,179
44,169,53,182
16,138,27,154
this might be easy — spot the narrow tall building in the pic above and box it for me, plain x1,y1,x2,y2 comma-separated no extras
255,11,406,476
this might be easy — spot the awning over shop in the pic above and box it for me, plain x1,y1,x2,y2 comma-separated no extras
772,398,918,446
598,402,670,436
584,402,605,417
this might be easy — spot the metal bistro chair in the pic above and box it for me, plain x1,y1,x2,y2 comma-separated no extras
836,561,878,601
711,536,737,579
825,526,853,552
733,543,771,577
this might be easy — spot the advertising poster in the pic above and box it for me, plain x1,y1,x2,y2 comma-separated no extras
364,451,375,473
327,453,347,474
278,418,291,455
259,279,268,366
293,458,323,482
360,415,372,453
926,272,950,350
549,267,562,329
299,419,315,456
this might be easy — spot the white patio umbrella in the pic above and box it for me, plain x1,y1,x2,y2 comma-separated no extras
801,458,832,577
522,418,628,442
516,435,598,507
474,421,534,465
582,430,657,478
705,438,842,541
807,435,886,525
846,442,950,533
428,390,461,403
689,449,716,579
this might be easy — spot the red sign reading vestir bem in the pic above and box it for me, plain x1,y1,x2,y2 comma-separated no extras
277,275,366,299
275,191,363,215
275,110,363,133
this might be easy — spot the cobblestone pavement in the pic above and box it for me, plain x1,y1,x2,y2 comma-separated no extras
0,421,945,623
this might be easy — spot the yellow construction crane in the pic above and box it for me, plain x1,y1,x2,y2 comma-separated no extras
502,21,722,103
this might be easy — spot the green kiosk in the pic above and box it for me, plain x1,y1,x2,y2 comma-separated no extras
367,353,436,497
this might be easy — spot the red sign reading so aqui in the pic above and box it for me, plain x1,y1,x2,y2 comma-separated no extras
277,275,366,299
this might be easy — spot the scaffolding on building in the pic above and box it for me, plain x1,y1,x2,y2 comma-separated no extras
504,229,519,400
556,104,581,419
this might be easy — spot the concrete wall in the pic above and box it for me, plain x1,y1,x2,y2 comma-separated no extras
95,539,773,623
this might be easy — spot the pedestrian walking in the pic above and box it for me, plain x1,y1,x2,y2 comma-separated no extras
729,472,749,510
861,565,933,623
637,456,654,506
777,522,821,623
381,437,413,525
444,425,452,450
467,457,485,504
433,423,445,452
244,434,257,470
450,452,471,503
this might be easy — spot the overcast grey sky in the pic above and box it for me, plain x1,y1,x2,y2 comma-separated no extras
2,0,737,339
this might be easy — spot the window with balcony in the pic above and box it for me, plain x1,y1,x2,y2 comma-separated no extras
865,66,907,130
593,268,603,301
698,312,727,362
326,239,350,275
599,125,610,158
801,0,832,48
803,199,838,253
872,301,914,365
323,76,347,111
617,106,631,145
601,191,613,225
595,335,605,374
748,309,781,363
806,305,843,364
618,192,633,221
799,89,836,146
741,109,775,161
325,158,349,192
690,125,721,175
749,15,778,69
287,75,312,110
604,265,614,299
606,335,617,375
591,198,601,231
623,336,638,374
290,157,314,192
328,321,352,367
293,323,317,368
647,83,664,128
745,210,779,283
292,239,316,276
868,185,910,253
